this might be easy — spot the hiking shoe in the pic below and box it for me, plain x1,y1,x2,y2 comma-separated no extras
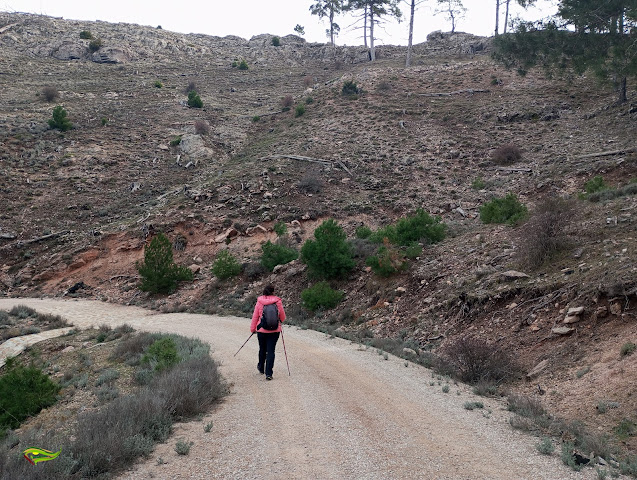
257,365,264,375
265,375,272,381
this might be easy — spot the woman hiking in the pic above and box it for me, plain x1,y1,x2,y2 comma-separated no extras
250,284,286,380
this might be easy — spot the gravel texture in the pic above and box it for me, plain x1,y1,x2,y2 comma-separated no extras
0,299,604,479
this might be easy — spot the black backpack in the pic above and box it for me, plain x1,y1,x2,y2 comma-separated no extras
258,303,280,330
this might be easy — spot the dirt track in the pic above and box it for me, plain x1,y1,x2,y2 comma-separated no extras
0,298,599,480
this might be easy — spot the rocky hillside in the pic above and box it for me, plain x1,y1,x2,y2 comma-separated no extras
1,12,636,454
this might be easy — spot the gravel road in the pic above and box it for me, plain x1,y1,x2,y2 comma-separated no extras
0,298,601,480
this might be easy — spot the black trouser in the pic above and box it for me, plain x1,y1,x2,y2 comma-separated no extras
257,332,280,377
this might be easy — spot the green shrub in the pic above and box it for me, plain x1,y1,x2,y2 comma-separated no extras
252,115,260,122
271,36,280,46
366,245,406,277
480,193,528,225
175,439,192,455
237,59,249,70
584,176,608,195
142,337,180,371
136,233,194,294
170,135,182,146
621,342,636,357
79,30,93,39
187,90,203,108
0,360,60,431
301,282,344,311
301,219,355,280
261,241,298,271
88,37,103,52
295,104,306,117
95,368,120,386
273,222,287,236
48,105,73,131
342,80,359,96
355,225,372,239
471,177,486,190
154,80,163,88
561,442,583,471
536,437,555,455
212,250,242,279
370,209,446,246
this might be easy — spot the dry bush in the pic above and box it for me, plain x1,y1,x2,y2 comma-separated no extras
280,95,294,110
151,356,224,419
184,80,197,94
492,144,522,165
517,196,574,269
507,393,547,418
42,86,59,102
110,332,155,363
194,119,210,135
297,175,323,193
303,75,314,88
440,336,520,385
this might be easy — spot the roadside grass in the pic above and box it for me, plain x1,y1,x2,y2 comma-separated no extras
0,321,226,479
0,307,71,341
287,313,633,477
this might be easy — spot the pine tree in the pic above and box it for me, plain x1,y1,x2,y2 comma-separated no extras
136,233,193,294
301,219,354,280
310,0,344,45
346,0,401,61
48,106,73,131
493,0,637,104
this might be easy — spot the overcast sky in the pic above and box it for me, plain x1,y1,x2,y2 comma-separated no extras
4,0,558,45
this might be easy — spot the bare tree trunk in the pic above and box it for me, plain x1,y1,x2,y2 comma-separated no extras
618,76,627,104
504,0,511,33
369,9,375,61
451,8,456,33
364,4,368,48
329,9,335,45
406,0,415,66
495,0,500,36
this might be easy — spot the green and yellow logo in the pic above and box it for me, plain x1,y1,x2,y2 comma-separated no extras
23,447,61,466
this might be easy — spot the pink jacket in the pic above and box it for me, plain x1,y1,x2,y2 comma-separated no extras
250,295,286,333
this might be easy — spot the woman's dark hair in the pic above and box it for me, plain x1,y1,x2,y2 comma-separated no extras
263,285,275,296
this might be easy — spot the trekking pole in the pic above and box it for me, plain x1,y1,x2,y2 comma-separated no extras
234,332,254,357
280,323,291,376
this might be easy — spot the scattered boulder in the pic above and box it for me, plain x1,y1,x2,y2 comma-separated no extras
214,227,239,243
91,46,131,64
552,326,575,335
246,224,268,236
500,270,530,281
179,133,213,163
526,359,549,379
610,301,622,316
188,264,201,274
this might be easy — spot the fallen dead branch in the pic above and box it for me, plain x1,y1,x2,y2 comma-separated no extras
260,154,332,167
416,89,490,97
571,147,636,160
0,231,71,251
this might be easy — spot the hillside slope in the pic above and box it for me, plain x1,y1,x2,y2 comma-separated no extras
1,12,636,455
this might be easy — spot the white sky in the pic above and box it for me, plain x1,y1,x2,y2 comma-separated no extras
4,0,558,46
